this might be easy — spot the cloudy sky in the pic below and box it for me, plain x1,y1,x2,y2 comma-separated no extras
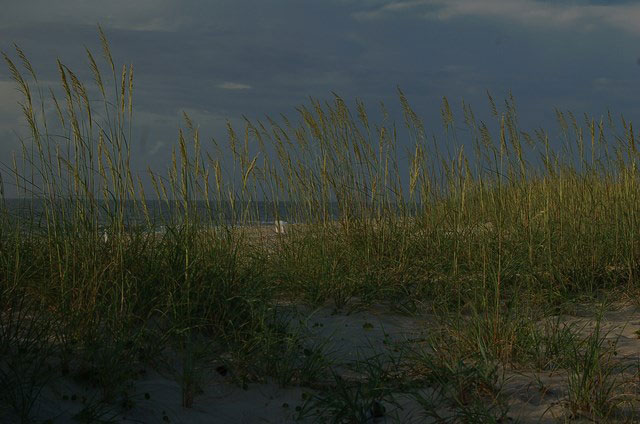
1,0,639,194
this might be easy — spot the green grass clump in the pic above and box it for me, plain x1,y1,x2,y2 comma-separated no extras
565,313,625,421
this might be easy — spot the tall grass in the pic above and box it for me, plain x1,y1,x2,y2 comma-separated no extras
1,28,639,420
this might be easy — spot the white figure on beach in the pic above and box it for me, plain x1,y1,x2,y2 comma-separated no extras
274,220,287,234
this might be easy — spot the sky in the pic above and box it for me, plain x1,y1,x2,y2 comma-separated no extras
1,0,639,196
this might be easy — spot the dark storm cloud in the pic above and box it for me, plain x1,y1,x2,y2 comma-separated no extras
354,0,640,35
0,0,639,187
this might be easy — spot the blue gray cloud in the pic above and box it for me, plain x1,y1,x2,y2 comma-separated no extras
354,0,640,35
0,0,639,196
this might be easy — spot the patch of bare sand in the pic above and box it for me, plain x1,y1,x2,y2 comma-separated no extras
21,305,432,423
17,303,640,423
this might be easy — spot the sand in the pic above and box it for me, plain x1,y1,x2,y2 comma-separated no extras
10,303,640,423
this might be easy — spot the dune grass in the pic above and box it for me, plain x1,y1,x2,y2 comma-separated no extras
1,29,640,422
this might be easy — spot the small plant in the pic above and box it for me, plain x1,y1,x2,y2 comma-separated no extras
564,315,624,420
516,315,579,371
72,323,146,404
403,328,511,423
71,393,120,424
155,328,216,409
179,338,209,408
222,310,333,388
412,355,509,422
297,352,403,423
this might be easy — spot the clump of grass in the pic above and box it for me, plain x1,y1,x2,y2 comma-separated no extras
71,321,148,403
297,351,405,423
404,330,511,422
515,316,580,371
565,314,625,420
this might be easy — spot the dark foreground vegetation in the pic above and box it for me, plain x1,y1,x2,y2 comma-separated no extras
2,29,640,422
